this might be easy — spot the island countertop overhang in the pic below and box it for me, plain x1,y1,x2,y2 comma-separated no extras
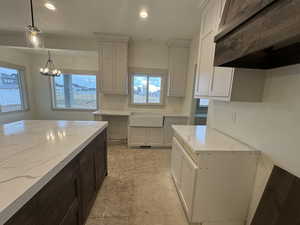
0,120,108,225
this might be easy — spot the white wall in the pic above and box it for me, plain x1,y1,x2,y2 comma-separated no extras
208,64,300,223
0,47,36,125
101,40,185,113
31,50,98,121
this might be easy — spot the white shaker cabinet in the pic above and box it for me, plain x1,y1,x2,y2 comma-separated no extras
167,40,190,97
194,0,221,97
171,126,259,225
194,0,266,102
97,33,130,95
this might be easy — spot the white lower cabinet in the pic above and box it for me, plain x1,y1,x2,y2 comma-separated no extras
171,137,259,225
128,127,164,147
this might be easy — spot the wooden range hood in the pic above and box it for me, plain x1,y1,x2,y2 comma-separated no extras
214,0,300,69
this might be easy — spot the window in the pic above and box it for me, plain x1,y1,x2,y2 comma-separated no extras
51,72,98,110
0,64,28,113
130,70,165,105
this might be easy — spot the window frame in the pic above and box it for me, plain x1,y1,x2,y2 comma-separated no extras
50,69,99,111
129,68,167,106
0,61,30,114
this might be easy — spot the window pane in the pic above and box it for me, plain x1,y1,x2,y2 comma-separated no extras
53,75,65,108
199,99,209,107
148,76,161,104
0,66,24,113
133,75,147,104
53,74,97,110
71,75,97,109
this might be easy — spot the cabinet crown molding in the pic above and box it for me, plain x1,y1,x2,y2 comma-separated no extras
94,32,130,43
167,39,191,48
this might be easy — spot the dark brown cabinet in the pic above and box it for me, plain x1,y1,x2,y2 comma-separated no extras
4,129,107,225
79,145,96,221
214,0,300,69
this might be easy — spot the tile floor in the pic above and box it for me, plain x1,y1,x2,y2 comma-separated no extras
85,144,189,225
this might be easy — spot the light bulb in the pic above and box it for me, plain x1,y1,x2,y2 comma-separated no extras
44,68,49,73
40,68,44,73
140,10,148,19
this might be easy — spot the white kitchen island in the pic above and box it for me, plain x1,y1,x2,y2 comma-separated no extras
0,120,108,225
171,125,260,225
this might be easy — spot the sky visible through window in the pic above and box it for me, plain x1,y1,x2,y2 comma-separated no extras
133,74,161,104
0,66,24,112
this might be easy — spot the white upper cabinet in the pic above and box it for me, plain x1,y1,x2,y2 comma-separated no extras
194,0,266,102
168,39,190,97
194,0,220,97
97,33,130,95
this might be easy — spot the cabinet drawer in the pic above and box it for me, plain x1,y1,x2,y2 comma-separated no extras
38,159,80,225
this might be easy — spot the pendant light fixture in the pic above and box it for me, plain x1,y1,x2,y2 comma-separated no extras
40,51,61,77
26,0,44,48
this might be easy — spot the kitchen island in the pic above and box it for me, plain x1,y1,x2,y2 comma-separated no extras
0,120,108,225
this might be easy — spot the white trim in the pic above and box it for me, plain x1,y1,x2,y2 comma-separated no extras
129,67,167,106
0,61,30,114
49,69,99,111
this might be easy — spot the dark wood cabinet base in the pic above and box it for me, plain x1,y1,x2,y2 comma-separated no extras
4,129,107,225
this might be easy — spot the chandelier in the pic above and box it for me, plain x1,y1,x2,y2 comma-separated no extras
40,51,61,77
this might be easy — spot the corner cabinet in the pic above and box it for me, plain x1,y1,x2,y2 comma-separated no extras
167,40,190,97
194,0,266,102
97,33,130,95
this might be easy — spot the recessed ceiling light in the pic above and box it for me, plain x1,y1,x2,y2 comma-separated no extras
45,2,56,11
140,10,148,19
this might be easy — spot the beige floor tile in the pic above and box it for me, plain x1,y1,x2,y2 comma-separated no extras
87,145,189,225
86,216,129,225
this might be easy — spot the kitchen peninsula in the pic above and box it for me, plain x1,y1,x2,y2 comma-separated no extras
0,120,108,225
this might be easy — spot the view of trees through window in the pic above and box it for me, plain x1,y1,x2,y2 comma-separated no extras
0,66,25,113
132,74,162,104
53,74,97,110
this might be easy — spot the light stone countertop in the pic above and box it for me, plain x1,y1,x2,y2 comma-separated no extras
0,120,108,225
93,110,190,118
172,125,258,153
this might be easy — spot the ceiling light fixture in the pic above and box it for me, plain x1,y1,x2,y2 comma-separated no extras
26,0,43,48
45,2,56,11
140,10,148,19
40,51,61,77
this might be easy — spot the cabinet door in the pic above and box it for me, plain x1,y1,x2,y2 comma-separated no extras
38,159,81,225
94,131,107,191
60,200,81,225
79,146,96,222
210,67,234,98
171,138,183,188
4,197,38,225
164,117,188,146
195,31,215,97
147,128,164,146
194,0,222,98
114,44,128,95
168,47,189,97
180,149,198,219
99,44,114,93
128,127,147,146
99,43,128,95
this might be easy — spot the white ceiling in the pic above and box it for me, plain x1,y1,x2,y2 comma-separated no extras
0,0,204,41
